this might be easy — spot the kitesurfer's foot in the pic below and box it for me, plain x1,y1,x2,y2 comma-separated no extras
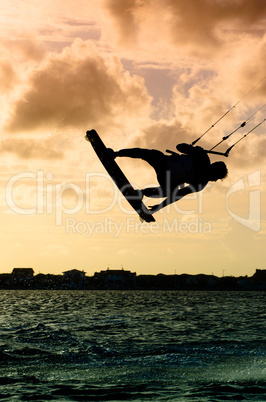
107,148,117,159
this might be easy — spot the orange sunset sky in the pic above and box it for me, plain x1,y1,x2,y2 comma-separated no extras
1,0,266,277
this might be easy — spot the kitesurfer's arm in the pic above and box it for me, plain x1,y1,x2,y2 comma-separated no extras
176,143,205,155
176,143,194,154
148,181,208,213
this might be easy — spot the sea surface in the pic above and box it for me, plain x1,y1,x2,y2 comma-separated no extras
0,290,265,401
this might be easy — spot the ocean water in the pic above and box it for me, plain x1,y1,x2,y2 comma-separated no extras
0,290,265,401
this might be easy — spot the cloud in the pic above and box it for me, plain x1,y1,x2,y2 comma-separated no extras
103,0,266,55
1,138,64,160
5,39,152,133
104,0,141,45
132,120,190,150
0,39,47,96
0,55,19,93
5,39,45,63
227,134,266,169
166,0,266,48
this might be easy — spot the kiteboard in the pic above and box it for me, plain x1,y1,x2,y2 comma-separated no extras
85,129,155,223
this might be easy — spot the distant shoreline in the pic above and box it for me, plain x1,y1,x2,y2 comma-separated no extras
0,269,265,291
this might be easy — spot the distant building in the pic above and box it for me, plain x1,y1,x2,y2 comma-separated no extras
252,269,266,289
0,273,12,289
63,269,86,280
252,269,266,280
94,268,136,289
12,268,34,280
184,275,198,286
62,269,86,289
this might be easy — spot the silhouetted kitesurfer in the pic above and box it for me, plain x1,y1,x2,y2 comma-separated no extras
109,143,228,212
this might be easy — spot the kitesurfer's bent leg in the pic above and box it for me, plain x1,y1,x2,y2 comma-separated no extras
115,148,166,173
115,148,170,196
142,187,166,198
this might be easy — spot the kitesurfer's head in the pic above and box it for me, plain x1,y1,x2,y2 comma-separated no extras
209,161,228,181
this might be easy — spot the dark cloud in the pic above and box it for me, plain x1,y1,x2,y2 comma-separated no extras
167,0,266,47
104,0,266,51
104,0,140,45
5,40,151,133
132,121,191,150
